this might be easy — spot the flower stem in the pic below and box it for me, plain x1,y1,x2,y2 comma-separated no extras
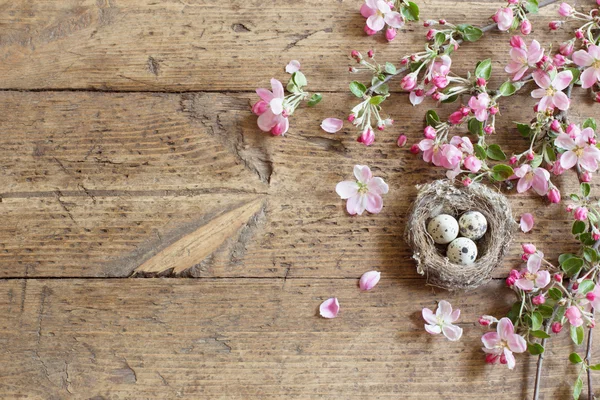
586,316,594,400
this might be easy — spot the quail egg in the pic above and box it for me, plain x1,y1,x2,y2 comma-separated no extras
458,211,488,241
427,214,459,244
447,237,478,265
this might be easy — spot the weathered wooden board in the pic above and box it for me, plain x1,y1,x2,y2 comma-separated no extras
0,278,595,398
0,0,565,91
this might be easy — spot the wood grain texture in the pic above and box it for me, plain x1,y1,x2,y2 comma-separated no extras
1,278,596,399
0,0,563,91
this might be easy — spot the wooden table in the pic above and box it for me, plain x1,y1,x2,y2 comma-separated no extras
0,0,596,398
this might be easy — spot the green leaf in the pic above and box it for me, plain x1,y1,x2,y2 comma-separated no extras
528,343,545,355
487,144,507,161
569,352,583,364
583,117,597,131
441,93,459,103
434,32,446,47
425,110,440,127
369,95,386,106
589,364,600,370
530,330,551,339
474,144,487,160
292,71,307,87
531,312,543,331
457,24,483,42
516,123,532,138
401,1,420,21
573,220,586,235
349,81,367,98
468,118,483,136
562,257,584,276
507,301,522,325
538,304,554,318
307,93,322,107
544,145,556,163
524,0,539,13
579,279,595,295
475,59,492,80
548,287,562,301
570,325,585,346
286,80,299,93
580,232,596,246
531,154,543,169
581,182,591,198
498,81,517,96
385,62,396,75
490,164,514,181
573,377,583,400
584,247,598,263
373,83,389,95
559,253,577,265
566,67,581,83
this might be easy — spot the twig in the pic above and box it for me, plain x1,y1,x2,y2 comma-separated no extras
586,313,594,400
534,304,562,400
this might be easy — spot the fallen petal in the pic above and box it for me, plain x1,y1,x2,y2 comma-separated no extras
320,118,344,133
359,271,381,291
285,60,301,74
319,297,340,318
520,213,534,233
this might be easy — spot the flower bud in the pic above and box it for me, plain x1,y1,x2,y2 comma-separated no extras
433,76,448,89
424,126,436,139
252,100,268,116
526,151,535,160
559,41,574,56
574,206,588,221
510,35,525,49
351,50,362,61
550,119,561,131
587,292,597,301
509,156,518,165
426,29,436,41
594,232,600,241
439,19,446,25
462,177,472,186
410,144,420,154
478,315,497,326
558,2,573,17
476,78,487,87
367,49,374,58
377,122,385,131
575,29,584,39
349,66,357,73
551,322,563,333
548,187,561,204
581,171,592,182
357,127,375,146
385,28,397,42
400,73,417,91
521,253,530,261
520,19,532,35
448,111,465,125
397,135,408,147
347,114,356,123
533,294,546,305
554,273,563,283
553,54,566,67
566,204,574,212
431,91,442,101
484,126,494,135
489,106,499,115
522,243,536,254
549,21,561,30
364,25,377,36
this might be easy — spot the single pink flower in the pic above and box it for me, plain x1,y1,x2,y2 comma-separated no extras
520,213,535,233
572,45,600,89
574,206,588,221
319,298,340,318
450,136,474,154
505,39,544,81
515,251,550,290
335,165,389,215
359,271,381,291
555,127,600,172
320,118,344,133
468,92,491,122
439,144,462,169
255,78,290,136
513,164,550,195
482,318,527,369
422,300,463,341
464,155,482,173
357,127,375,146
285,60,301,74
494,7,515,31
566,306,583,327
531,70,573,111
361,0,404,32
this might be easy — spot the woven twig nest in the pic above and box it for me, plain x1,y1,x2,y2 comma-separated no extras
405,179,517,290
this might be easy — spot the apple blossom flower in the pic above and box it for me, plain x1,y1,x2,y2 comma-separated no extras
361,0,404,33
510,35,525,49
572,45,600,89
319,298,339,318
520,213,535,233
520,19,532,35
357,127,375,146
566,306,583,327
464,155,482,173
468,93,491,122
560,41,574,56
285,60,301,74
515,251,550,290
555,127,600,172
321,118,344,133
506,269,520,286
494,7,515,31
481,318,527,369
531,70,573,111
359,271,381,291
574,206,588,221
336,165,389,215
422,300,463,341
513,164,550,195
505,38,544,81
255,78,289,136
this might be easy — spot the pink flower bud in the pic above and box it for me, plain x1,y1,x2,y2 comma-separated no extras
423,20,432,27
357,127,375,146
252,100,268,116
448,111,465,125
508,0,518,3
552,322,563,333
506,275,516,287
526,151,535,160
574,206,588,221
410,144,420,154
484,126,494,135
489,106,498,115
554,273,563,282
478,315,496,326
573,282,579,291
351,50,361,61
587,292,596,301
462,177,472,186
439,19,446,25
476,78,487,87
271,118,288,136
377,122,385,131
522,243,536,254
349,66,357,73
559,41,574,56
566,204,574,212
460,106,470,116
400,73,417,91
548,187,561,204
348,114,356,123
520,19,532,35
550,119,561,131
533,294,546,305
400,58,409,65
464,155,482,173
575,29,584,39
433,76,448,89
364,25,377,36
424,126,436,139
549,21,561,30
510,35,525,49
359,270,381,291
431,91,442,101
581,171,592,182
509,156,518,165
385,28,397,42
558,2,573,16
397,135,408,147
485,353,499,364
426,29,435,41
594,233,600,240
553,54,566,66
521,253,530,261
367,49,374,58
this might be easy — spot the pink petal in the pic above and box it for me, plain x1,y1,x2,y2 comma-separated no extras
364,192,383,214
497,317,515,340
507,333,527,353
588,44,600,59
367,177,389,195
335,181,359,199
505,61,524,74
560,150,578,169
527,253,542,273
285,60,301,74
533,70,551,89
531,171,549,195
515,278,534,291
520,213,534,233
535,270,550,288
257,110,277,132
555,133,576,150
581,67,598,89
360,3,377,18
573,49,594,67
256,88,274,103
516,176,532,193
581,148,600,172
425,324,442,335
537,95,552,112
530,88,546,99
270,78,284,99
528,40,543,64
553,70,573,91
552,90,570,111
319,298,340,318
366,14,385,32
269,97,284,115
422,308,438,325
442,324,463,341
353,165,373,183
512,66,529,81
450,309,461,323
270,114,289,136
384,11,404,29
359,270,381,291
375,0,391,13
320,118,344,133
481,332,501,349
504,348,516,370
346,194,366,215
437,300,453,319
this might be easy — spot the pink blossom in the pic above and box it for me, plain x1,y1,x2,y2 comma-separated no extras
574,206,588,221
481,318,527,369
385,28,397,41
319,298,339,318
555,127,600,172
520,19,532,35
424,126,436,139
506,269,520,286
359,271,381,291
532,294,546,305
255,78,290,136
439,144,462,169
401,73,418,91
320,118,344,133
463,155,481,173
513,164,550,195
531,70,573,111
336,165,389,215
586,285,600,310
510,35,525,49
572,45,600,89
560,41,574,56
468,93,491,122
522,243,536,254
361,0,404,33
520,213,535,233
515,251,550,290
285,60,301,74
505,39,543,81
558,2,573,17
548,187,561,203
448,110,465,125
494,7,515,31
357,127,375,146
566,306,583,327
422,300,463,341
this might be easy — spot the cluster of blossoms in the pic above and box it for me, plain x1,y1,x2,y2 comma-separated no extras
360,0,420,41
492,0,539,35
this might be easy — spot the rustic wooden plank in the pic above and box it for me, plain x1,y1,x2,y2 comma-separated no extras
0,278,593,398
0,90,592,277
0,0,564,91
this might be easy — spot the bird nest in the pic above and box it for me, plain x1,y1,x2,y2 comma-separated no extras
405,179,517,291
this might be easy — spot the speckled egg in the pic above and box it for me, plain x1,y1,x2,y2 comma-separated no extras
427,214,459,244
447,237,478,265
458,211,488,241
